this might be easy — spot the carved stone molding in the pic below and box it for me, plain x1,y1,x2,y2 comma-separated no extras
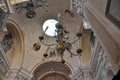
70,0,87,18
0,0,14,13
69,67,95,80
90,41,114,80
69,37,115,80
69,68,84,80
2,68,32,80
0,50,9,80
84,2,120,73
0,0,8,12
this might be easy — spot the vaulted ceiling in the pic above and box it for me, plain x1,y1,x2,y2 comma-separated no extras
5,0,87,79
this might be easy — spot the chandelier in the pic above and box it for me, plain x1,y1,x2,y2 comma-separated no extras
39,19,82,64
15,0,48,18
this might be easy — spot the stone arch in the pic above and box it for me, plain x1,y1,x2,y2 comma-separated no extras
38,71,68,80
106,70,114,80
2,20,24,69
32,61,72,80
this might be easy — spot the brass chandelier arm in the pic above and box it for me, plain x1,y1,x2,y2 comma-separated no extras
40,40,57,46
70,52,80,56
70,31,82,44
69,37,80,44
66,46,81,57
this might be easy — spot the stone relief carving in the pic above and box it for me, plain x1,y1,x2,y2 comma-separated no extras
69,67,94,80
91,41,114,80
0,50,7,80
0,0,8,12
70,0,87,18
69,38,114,80
0,8,9,31
71,0,81,12
1,33,13,53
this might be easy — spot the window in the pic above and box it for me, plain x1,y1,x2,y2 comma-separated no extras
105,0,120,28
43,19,58,37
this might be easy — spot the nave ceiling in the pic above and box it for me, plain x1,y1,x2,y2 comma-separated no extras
4,0,85,76
0,0,91,79
1,0,120,80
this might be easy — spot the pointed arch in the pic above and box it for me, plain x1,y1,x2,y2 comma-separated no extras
31,60,73,80
5,19,24,69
